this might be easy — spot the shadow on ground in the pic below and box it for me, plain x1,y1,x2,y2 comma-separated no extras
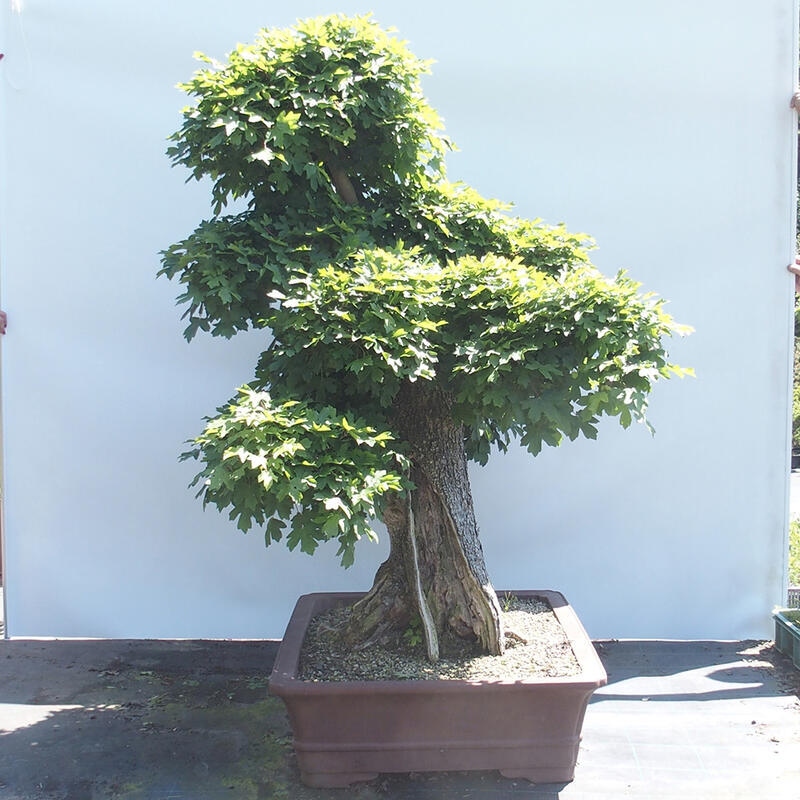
0,640,299,799
595,639,800,703
0,640,571,799
0,638,797,799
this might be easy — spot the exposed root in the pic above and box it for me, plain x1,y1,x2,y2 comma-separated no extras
504,629,529,646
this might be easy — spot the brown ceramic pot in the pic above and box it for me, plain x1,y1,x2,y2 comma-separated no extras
269,590,606,788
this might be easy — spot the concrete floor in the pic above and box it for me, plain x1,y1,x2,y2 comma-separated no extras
0,637,798,799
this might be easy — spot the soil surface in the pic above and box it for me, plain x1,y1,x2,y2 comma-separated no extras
300,595,581,681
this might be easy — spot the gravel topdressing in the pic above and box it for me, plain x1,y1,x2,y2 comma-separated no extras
299,595,582,682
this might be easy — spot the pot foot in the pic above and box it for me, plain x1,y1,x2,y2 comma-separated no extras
300,771,379,788
500,768,575,783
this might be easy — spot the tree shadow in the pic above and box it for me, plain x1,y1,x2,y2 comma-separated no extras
0,638,570,799
591,639,798,703
2,637,794,799
0,639,302,799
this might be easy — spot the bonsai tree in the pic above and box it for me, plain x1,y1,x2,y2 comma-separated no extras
160,14,689,662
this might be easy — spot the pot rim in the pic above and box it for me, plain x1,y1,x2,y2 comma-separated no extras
270,589,608,695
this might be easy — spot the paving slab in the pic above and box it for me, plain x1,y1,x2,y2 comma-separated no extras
0,638,797,799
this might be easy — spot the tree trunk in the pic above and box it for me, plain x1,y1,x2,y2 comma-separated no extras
347,381,505,660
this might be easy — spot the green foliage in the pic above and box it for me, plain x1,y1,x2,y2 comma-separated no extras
501,593,517,612
166,13,448,217
185,388,410,566
403,615,424,648
440,255,691,463
161,14,690,564
790,517,800,586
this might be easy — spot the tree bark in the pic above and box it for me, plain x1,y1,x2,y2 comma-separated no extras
347,381,505,659
323,155,360,205
321,161,503,660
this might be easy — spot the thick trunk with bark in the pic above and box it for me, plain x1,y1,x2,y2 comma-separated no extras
346,381,505,660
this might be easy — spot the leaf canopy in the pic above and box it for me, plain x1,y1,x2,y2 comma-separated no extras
161,14,690,565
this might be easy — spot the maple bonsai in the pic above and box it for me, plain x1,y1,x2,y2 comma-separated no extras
161,14,688,662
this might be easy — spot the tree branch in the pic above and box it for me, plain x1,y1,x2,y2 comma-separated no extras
325,160,359,205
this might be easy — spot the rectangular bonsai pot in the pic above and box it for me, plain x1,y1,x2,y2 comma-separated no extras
773,608,800,669
269,590,607,788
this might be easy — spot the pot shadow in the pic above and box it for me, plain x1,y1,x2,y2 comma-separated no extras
591,639,795,703
0,638,570,800
0,638,304,800
4,637,790,799
0,701,575,799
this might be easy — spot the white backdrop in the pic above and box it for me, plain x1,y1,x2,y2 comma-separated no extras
0,0,797,639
